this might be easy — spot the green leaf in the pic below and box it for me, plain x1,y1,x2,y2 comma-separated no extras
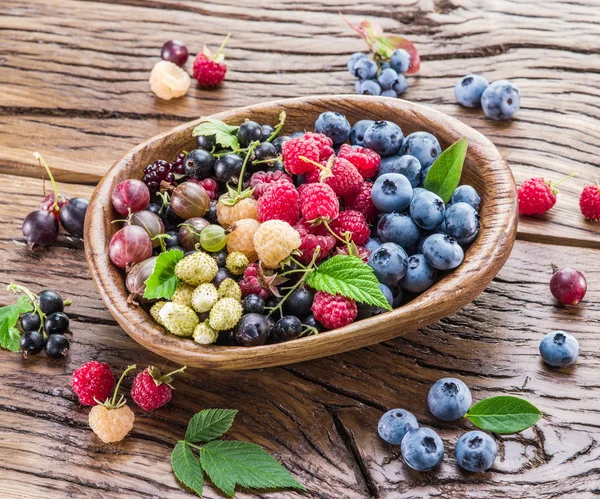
0,296,34,352
306,255,392,310
423,138,468,203
466,396,543,434
171,441,204,497
143,249,183,300
185,409,238,443
199,440,306,497
192,119,239,150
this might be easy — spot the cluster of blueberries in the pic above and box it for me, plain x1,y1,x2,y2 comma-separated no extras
378,378,497,472
347,50,411,97
454,74,521,120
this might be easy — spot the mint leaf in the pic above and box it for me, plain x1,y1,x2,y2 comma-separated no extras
186,409,238,443
200,440,306,497
466,396,542,434
0,296,34,352
423,138,468,203
192,119,239,150
306,255,391,310
171,441,203,497
143,249,183,300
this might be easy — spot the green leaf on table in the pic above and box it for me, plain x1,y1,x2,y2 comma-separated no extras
423,138,468,203
143,249,183,300
171,441,204,497
0,296,34,352
306,255,391,310
185,409,238,443
199,440,306,497
466,396,543,434
192,119,240,150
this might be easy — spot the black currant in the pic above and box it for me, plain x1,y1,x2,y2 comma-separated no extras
184,149,215,179
273,316,303,343
283,287,314,319
234,313,270,346
59,197,89,238
20,331,45,357
212,251,228,267
303,314,324,332
272,135,291,153
205,202,218,224
237,121,263,146
45,334,70,358
45,312,70,335
215,330,236,346
252,142,278,168
260,124,275,141
212,268,233,288
214,154,243,185
265,295,282,309
38,290,64,315
164,231,180,249
242,294,265,314
21,312,41,332
163,206,185,231
196,134,215,151
270,160,285,173
147,202,163,216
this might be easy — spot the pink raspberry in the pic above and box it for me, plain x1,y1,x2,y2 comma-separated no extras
344,181,378,222
330,210,370,246
298,183,339,223
338,144,381,179
304,132,334,161
257,180,299,226
312,291,357,330
294,219,336,263
303,157,363,197
239,263,269,299
282,138,319,175
249,170,293,199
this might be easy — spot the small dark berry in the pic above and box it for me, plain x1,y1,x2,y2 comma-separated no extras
260,124,275,141
147,202,163,216
164,231,180,249
21,312,41,332
45,312,70,335
283,287,314,319
237,121,263,147
38,290,64,315
212,251,228,267
45,334,70,358
273,316,303,343
234,313,270,346
212,268,234,288
196,135,216,150
184,149,215,179
215,154,244,185
20,331,44,357
303,314,324,332
272,135,291,153
242,294,265,314
205,203,218,224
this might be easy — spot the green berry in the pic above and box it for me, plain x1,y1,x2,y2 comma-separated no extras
200,225,227,252
193,321,219,345
192,283,219,313
225,251,249,276
171,282,194,307
159,302,199,337
150,301,167,326
209,297,243,331
175,251,218,286
218,278,242,300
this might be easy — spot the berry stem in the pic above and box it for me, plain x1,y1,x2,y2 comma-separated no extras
267,111,287,143
152,233,173,253
187,442,203,451
156,191,171,213
33,152,61,212
237,141,260,195
164,365,187,378
212,33,231,61
322,220,347,245
299,325,319,337
107,364,136,409
252,155,282,165
7,283,45,333
551,172,579,190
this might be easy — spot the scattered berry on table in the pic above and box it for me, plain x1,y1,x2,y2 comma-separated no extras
38,290,64,315
59,197,89,238
378,408,419,445
131,365,186,411
227,218,260,261
71,361,115,406
349,120,375,147
451,185,481,211
400,254,439,294
40,192,69,221
579,181,600,221
368,242,409,287
400,132,441,169
378,155,421,187
20,331,44,357
427,377,472,421
314,112,351,146
347,52,367,74
363,121,404,157
371,173,413,213
353,57,378,80
539,330,579,367
401,427,444,472
311,291,357,330
517,175,577,216
358,79,381,95
455,431,497,472
338,144,381,179
161,40,188,67
257,179,300,225
550,266,587,305
454,74,489,108
192,34,230,87
209,297,243,331
377,212,421,249
149,61,191,100
392,76,408,96
481,80,520,120
377,68,400,90
422,233,464,270
390,49,411,74
21,311,41,332
253,220,301,269
298,183,339,223
45,311,69,335
44,334,70,358
23,210,59,249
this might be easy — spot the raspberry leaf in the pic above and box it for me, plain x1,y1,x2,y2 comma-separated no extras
192,119,239,150
171,441,204,497
306,255,392,310
466,396,542,434
185,408,238,443
199,440,306,497
0,296,34,352
143,249,184,300
423,138,468,203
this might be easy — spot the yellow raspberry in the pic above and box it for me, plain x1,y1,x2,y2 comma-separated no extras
253,220,301,269
193,321,219,345
218,278,242,300
209,297,243,331
89,405,135,443
226,251,249,275
171,283,194,308
191,283,219,313
149,61,191,100
150,301,167,326
226,218,260,261
175,251,218,287
217,196,258,228
159,302,199,337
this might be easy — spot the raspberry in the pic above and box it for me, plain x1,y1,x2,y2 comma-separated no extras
209,297,243,331
294,219,336,263
311,291,357,330
334,244,370,262
298,183,339,223
193,321,218,345
249,170,293,199
330,210,370,246
89,404,135,443
175,252,218,287
304,132,334,161
217,196,258,228
305,157,363,197
71,361,115,406
580,181,600,221
518,175,576,215
338,144,381,179
227,218,260,261
226,251,249,275
192,35,230,87
130,366,185,411
282,138,320,175
253,220,301,269
239,263,281,299
142,159,174,194
344,181,378,222
149,60,191,100
257,180,300,226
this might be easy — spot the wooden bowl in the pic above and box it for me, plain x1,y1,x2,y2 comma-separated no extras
85,95,517,370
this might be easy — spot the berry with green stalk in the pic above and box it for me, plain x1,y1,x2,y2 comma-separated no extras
36,152,70,221
130,365,187,411
518,173,578,216
192,33,231,87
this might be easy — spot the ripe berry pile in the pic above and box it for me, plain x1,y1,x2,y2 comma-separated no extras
109,110,481,347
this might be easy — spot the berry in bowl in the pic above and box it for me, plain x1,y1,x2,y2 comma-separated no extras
85,95,517,369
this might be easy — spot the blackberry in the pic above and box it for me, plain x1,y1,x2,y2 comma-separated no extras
142,160,175,193
172,152,186,174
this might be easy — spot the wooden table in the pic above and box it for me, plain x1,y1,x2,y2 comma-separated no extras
1,1,599,497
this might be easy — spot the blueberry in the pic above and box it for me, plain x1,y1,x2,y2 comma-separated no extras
358,283,393,318
349,120,375,147
377,212,421,249
272,316,303,343
420,165,432,185
359,79,382,96
481,80,520,120
400,254,439,294
44,334,70,358
381,89,398,98
20,331,44,357
391,284,404,307
401,428,444,472
392,75,408,96
237,120,263,146
410,190,445,231
378,409,419,445
183,149,215,179
315,112,351,145
377,68,399,90
539,330,579,367
371,173,413,213
368,242,408,286
451,185,481,212
283,286,314,319
427,377,472,421
347,52,367,75
380,61,390,70
290,131,305,139
214,153,244,185
38,290,64,315
272,135,291,153
455,431,497,472
378,155,422,187
390,49,411,74
353,58,378,80
444,202,480,245
196,134,215,150
355,79,364,94
234,313,270,346
400,132,441,169
21,312,41,332
364,121,404,157
422,233,464,270
242,294,265,315
454,74,489,108
260,124,275,142
365,237,382,253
